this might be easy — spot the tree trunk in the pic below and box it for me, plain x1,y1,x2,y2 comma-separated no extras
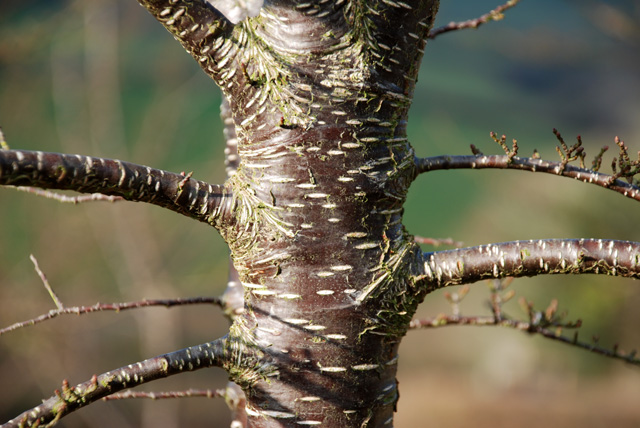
204,2,440,426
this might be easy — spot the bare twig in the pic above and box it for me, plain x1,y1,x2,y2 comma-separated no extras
29,254,64,310
13,186,124,203
443,285,470,317
411,277,638,367
409,314,639,366
413,236,464,247
103,388,225,401
0,296,224,336
428,0,520,39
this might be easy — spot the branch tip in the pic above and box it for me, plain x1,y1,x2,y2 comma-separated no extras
428,0,521,39
470,144,483,156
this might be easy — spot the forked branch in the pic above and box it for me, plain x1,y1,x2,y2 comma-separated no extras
411,278,639,366
409,314,639,366
0,150,234,228
2,338,229,428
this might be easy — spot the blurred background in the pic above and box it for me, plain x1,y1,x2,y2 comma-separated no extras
0,0,639,426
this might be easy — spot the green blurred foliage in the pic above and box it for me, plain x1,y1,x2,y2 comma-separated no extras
1,1,639,427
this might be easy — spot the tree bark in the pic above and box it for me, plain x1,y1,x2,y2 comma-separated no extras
202,2,441,425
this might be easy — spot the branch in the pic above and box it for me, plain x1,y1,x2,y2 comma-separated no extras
30,254,64,310
2,338,228,428
136,0,236,85
408,314,639,366
428,0,520,39
411,278,639,366
103,388,225,401
1,254,226,336
418,239,640,290
414,235,463,247
415,154,640,203
11,186,124,204
0,296,224,336
138,0,230,31
0,150,234,228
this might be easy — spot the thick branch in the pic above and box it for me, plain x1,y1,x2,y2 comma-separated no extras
2,338,228,428
0,150,234,228
415,154,640,202
417,239,640,291
137,0,230,41
136,0,236,86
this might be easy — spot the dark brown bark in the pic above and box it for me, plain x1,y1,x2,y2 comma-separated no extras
0,150,234,227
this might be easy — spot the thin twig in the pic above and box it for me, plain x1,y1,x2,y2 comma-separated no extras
13,186,124,204
409,314,639,366
0,296,224,336
428,0,520,39
103,388,226,401
414,236,464,247
30,254,64,310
